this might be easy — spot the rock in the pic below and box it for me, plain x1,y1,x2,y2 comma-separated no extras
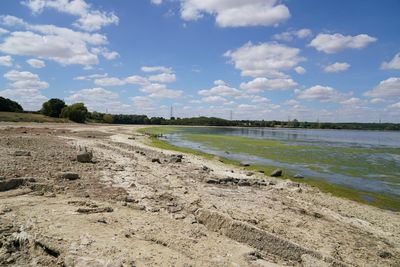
0,176,5,181
238,180,251,186
240,162,251,167
168,205,183,213
378,251,392,259
76,207,113,214
205,178,219,184
13,150,31,156
57,172,80,180
169,156,182,163
151,158,161,164
294,173,304,179
128,137,135,140
246,172,254,176
76,151,93,163
270,169,282,177
0,178,30,192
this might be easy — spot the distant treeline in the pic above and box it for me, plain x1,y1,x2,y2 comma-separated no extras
1,96,399,130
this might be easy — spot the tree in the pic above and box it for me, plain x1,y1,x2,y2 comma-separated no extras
60,103,88,123
0,97,23,112
40,98,66,117
102,114,114,123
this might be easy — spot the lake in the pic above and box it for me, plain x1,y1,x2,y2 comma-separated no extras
160,127,400,205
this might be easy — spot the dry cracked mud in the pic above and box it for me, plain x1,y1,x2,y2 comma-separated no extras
0,123,399,267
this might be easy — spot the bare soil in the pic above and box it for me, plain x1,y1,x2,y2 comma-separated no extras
0,123,399,267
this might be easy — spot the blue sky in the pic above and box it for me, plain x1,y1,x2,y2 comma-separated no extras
0,0,399,122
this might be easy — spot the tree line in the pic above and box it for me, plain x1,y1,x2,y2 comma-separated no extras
1,96,399,130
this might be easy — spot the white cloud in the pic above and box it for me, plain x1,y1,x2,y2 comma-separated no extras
73,73,108,81
0,16,111,66
323,62,350,73
22,0,119,32
66,87,129,113
140,83,183,98
364,77,400,98
381,53,400,70
0,27,9,35
224,42,305,78
370,98,384,104
296,85,346,102
294,66,306,74
131,96,154,108
309,33,377,53
0,55,13,67
273,28,312,41
94,75,147,87
151,0,162,5
285,99,299,106
340,97,364,105
91,47,119,60
202,95,228,103
240,77,297,92
141,66,172,73
199,80,243,97
180,0,290,27
26,58,45,68
389,102,400,109
0,69,49,110
148,72,176,83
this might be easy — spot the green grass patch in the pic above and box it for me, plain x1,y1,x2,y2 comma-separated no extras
0,112,69,123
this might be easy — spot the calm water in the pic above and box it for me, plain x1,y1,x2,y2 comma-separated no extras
162,127,400,198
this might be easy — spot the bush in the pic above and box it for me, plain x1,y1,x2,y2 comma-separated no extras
40,98,66,117
60,103,88,123
102,114,114,123
0,97,23,112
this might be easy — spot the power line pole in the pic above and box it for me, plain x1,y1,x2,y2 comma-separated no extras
170,106,173,119
229,110,233,120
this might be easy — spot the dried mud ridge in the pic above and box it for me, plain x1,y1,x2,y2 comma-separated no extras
0,124,399,267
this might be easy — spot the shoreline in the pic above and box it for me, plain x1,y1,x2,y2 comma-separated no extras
0,123,399,266
138,126,400,211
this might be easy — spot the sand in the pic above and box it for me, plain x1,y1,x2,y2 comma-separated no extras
0,122,399,267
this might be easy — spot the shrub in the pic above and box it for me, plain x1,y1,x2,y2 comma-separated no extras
0,97,23,112
60,103,88,123
102,114,114,123
40,98,66,117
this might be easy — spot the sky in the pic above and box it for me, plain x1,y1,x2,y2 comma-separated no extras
0,0,399,122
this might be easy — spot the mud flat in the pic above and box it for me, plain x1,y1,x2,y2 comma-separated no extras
0,122,399,266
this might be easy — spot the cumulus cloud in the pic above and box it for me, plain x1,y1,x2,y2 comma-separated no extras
381,53,400,70
148,73,176,83
199,80,243,97
364,77,400,98
0,69,48,110
66,87,130,113
140,83,183,98
224,42,305,78
0,16,111,66
22,0,119,32
294,66,306,74
151,0,162,5
141,66,172,73
273,28,312,41
296,85,346,102
323,62,350,73
309,33,377,53
0,55,13,67
180,0,290,27
94,75,147,87
73,73,108,81
240,77,297,92
0,27,9,35
26,58,45,68
340,97,364,106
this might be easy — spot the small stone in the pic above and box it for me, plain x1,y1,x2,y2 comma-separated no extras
169,156,182,163
294,173,304,179
270,169,282,177
57,172,80,180
77,151,93,163
246,172,254,176
13,150,31,156
205,178,219,184
238,180,251,186
240,162,251,167
151,158,161,164
378,251,392,259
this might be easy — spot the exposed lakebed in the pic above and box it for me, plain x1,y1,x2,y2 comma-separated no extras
152,127,400,209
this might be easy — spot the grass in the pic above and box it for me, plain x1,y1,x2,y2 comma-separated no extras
0,112,69,123
137,126,400,211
